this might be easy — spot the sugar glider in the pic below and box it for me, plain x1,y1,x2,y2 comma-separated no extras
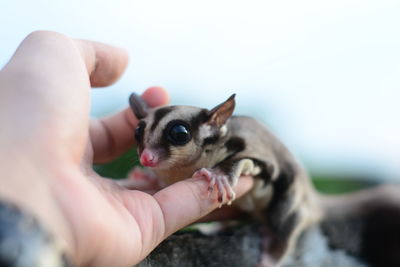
128,93,322,266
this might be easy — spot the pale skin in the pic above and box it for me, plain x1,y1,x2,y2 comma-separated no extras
0,31,254,267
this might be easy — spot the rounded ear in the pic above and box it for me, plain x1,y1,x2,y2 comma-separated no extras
129,93,149,119
207,94,236,127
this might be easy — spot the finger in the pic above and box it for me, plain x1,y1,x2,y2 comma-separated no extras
74,39,129,87
154,176,254,238
199,206,245,222
0,31,129,162
90,86,169,163
3,31,128,91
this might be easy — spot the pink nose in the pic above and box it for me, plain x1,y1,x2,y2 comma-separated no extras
140,149,159,167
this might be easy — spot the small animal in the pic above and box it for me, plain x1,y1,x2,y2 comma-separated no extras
129,93,321,266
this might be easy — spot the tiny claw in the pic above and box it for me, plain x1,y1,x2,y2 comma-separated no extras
207,187,214,198
207,176,216,196
226,190,234,205
222,176,236,205
193,168,235,207
217,180,225,203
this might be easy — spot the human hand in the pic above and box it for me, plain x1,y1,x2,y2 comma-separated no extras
0,31,254,266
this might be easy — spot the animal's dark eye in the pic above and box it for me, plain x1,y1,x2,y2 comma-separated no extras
135,121,145,143
167,123,191,145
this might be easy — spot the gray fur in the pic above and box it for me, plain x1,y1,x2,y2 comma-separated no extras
130,94,321,265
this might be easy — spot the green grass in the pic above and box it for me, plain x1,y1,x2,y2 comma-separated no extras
93,149,139,179
311,175,377,194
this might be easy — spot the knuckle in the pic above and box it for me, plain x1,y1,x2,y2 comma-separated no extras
26,30,69,42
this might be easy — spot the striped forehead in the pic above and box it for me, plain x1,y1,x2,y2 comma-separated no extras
146,105,206,144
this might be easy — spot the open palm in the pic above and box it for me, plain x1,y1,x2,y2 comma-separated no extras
0,31,253,266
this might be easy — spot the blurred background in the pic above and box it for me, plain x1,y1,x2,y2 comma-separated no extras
1,0,400,192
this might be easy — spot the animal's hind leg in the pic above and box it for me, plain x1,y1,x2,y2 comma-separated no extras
259,162,322,266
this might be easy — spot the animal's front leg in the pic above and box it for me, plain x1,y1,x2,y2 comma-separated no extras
192,159,255,207
193,168,236,206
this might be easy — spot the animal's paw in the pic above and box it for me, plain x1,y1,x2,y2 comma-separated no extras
117,167,160,191
192,168,236,207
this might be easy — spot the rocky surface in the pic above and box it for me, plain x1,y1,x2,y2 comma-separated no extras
137,223,366,267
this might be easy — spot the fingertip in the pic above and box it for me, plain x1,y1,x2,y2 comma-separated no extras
89,42,130,87
141,86,170,108
73,39,129,87
235,176,254,197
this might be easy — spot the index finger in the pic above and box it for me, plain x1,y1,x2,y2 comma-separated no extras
154,176,254,238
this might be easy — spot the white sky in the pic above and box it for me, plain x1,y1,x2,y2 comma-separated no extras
1,0,400,180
